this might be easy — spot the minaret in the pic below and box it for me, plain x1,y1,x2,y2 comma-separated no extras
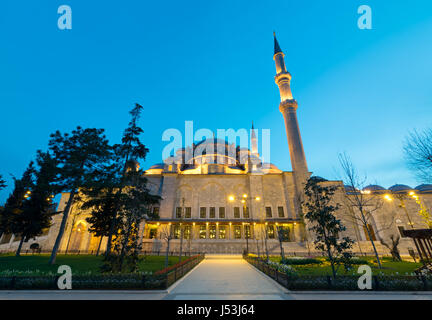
251,121,258,156
273,32,309,195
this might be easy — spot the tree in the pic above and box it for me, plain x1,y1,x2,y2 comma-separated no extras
48,127,111,264
159,224,173,268
12,152,59,256
380,235,402,261
338,153,384,269
403,128,432,183
276,226,290,260
96,104,161,272
0,163,35,250
303,176,354,278
0,175,6,191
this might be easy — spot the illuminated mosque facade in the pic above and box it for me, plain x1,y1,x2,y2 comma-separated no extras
1,35,432,255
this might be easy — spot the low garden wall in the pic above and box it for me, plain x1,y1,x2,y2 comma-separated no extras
0,254,204,290
244,255,432,291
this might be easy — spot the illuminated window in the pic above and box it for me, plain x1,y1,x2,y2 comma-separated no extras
174,225,180,239
209,207,216,218
243,206,249,218
184,225,191,239
219,226,226,239
209,225,216,239
234,225,242,239
234,207,240,218
219,207,225,218
278,206,284,217
199,225,206,239
185,207,191,218
149,228,157,239
176,207,182,218
244,225,251,239
265,207,272,218
200,207,206,218
267,225,275,239
363,224,376,241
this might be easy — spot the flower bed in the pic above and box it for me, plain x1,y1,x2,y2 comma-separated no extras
244,255,432,291
0,254,204,290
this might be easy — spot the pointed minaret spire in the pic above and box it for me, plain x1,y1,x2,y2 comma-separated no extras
273,31,283,55
273,33,309,204
251,121,258,155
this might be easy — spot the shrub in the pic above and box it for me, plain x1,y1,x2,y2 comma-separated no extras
280,257,322,265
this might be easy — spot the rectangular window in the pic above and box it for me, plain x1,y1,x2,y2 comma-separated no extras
200,207,206,218
152,207,160,216
278,206,284,218
174,225,180,239
363,224,376,241
243,206,249,218
184,225,191,239
219,226,226,239
265,207,272,218
209,225,216,239
176,207,182,218
219,207,225,218
267,225,275,239
234,225,242,239
234,207,240,218
199,225,206,239
209,207,216,218
185,207,191,219
149,228,157,239
244,225,251,239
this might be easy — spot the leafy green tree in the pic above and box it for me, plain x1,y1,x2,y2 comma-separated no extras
0,162,36,255
13,151,59,256
0,175,6,191
276,226,290,260
48,127,111,264
303,176,354,278
99,104,161,272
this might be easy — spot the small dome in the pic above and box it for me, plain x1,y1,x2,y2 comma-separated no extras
415,184,432,193
389,184,413,193
344,185,358,192
149,163,164,169
363,184,386,191
311,176,328,182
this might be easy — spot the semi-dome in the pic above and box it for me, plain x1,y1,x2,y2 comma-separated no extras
415,184,432,193
363,184,386,191
344,185,359,193
388,184,413,193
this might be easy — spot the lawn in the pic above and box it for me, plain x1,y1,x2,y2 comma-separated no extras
269,256,422,276
0,254,183,275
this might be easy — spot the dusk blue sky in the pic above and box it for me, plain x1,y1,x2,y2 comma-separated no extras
1,1,431,202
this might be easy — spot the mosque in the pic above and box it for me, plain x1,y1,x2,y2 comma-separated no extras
1,34,431,256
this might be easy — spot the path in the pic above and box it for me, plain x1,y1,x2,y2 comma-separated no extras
164,254,289,300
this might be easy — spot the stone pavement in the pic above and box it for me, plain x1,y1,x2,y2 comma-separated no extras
164,254,291,300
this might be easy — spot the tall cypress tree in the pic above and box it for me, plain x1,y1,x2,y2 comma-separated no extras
48,127,111,264
12,152,59,256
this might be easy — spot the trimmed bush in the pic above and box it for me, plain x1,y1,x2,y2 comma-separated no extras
280,257,322,265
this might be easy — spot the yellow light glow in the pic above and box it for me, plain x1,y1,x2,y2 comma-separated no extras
265,222,268,225
228,195,235,201
293,222,297,225
384,194,392,201
241,200,245,204
243,194,247,198
255,197,261,201
409,191,415,196
157,222,160,226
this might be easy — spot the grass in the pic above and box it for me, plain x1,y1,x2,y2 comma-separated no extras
268,256,422,276
0,254,183,275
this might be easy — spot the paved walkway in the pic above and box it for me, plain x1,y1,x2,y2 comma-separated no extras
164,254,290,300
